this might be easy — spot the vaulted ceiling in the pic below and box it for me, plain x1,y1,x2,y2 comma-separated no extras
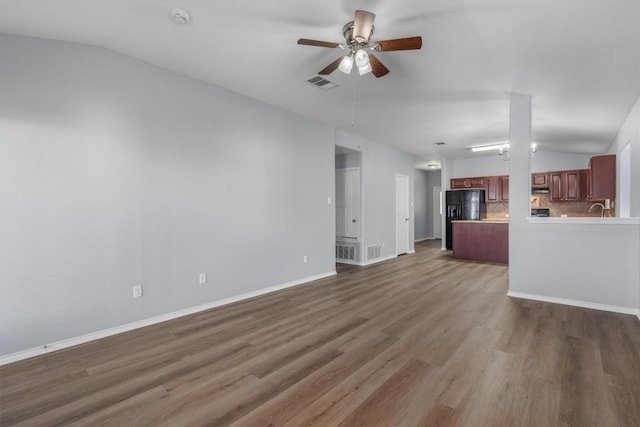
1,0,639,167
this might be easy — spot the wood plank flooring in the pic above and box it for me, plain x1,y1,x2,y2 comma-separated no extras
2,240,640,426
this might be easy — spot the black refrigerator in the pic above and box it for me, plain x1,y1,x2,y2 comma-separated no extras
445,189,487,250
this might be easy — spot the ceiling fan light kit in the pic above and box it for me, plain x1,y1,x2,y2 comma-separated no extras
338,55,354,74
297,10,422,78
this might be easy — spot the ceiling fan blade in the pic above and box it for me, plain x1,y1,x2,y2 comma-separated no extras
369,54,390,78
353,10,376,43
376,36,423,51
318,57,344,75
297,38,342,48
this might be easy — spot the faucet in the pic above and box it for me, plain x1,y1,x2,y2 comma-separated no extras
588,203,605,217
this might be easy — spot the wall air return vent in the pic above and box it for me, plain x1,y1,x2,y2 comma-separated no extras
305,76,338,90
367,244,382,261
336,244,356,261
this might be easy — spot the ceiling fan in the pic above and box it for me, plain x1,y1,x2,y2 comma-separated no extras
297,10,422,78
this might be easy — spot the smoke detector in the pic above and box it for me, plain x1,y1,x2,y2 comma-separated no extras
170,8,191,25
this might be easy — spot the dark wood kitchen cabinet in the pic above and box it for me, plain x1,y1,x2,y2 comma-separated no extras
485,176,500,202
451,177,485,189
450,178,468,189
531,172,548,188
500,176,509,202
549,170,581,202
587,154,616,200
484,175,508,203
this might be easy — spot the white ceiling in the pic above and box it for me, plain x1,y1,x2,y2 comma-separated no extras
1,0,639,167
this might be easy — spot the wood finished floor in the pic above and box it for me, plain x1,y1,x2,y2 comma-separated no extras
2,240,640,426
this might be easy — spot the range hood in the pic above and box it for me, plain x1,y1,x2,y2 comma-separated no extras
532,188,549,194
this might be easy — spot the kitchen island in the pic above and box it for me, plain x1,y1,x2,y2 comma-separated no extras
452,220,508,264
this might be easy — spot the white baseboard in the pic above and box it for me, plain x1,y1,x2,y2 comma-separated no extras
0,271,337,366
414,237,434,242
507,291,640,316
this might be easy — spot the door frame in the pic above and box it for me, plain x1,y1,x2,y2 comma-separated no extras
395,173,410,256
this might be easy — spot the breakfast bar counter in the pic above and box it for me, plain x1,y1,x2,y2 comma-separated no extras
452,220,508,264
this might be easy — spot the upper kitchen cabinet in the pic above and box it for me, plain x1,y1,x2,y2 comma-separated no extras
484,176,508,203
587,154,616,200
549,170,581,202
451,177,485,189
500,176,509,202
531,173,548,188
485,176,500,202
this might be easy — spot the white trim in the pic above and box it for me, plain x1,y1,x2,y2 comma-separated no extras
414,237,435,242
0,271,336,366
408,250,416,254
527,217,640,225
507,291,640,316
395,173,410,256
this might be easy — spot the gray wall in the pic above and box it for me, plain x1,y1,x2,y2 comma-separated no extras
414,169,442,240
414,170,430,240
0,34,336,355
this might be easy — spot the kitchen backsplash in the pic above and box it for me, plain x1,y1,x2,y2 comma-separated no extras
487,202,510,219
485,194,616,218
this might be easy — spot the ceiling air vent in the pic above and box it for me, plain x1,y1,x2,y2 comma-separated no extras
305,76,338,90
434,141,447,146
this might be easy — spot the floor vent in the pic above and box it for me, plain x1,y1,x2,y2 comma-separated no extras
305,76,338,90
336,244,356,261
367,244,382,261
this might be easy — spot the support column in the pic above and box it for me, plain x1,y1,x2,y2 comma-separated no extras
508,93,532,289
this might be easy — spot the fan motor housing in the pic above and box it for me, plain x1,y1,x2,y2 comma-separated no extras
342,21,374,48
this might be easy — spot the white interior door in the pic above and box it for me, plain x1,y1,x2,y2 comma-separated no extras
336,168,360,238
396,174,409,255
433,186,442,239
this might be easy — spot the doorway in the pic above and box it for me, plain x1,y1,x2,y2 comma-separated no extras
335,146,363,264
335,167,360,239
396,174,410,255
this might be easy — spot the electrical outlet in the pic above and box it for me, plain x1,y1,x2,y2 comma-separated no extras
132,285,143,298
303,255,308,264
199,273,207,285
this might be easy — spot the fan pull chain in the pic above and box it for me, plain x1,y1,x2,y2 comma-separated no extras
351,77,358,132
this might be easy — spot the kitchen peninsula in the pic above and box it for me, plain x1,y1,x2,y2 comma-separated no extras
452,220,509,264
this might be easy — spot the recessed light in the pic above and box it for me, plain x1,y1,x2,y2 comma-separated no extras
170,8,191,25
